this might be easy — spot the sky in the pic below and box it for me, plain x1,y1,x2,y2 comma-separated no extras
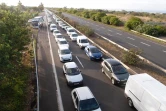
1,0,166,13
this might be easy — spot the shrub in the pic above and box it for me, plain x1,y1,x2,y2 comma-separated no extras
122,49,142,65
82,11,90,18
90,14,96,21
101,16,110,24
76,25,94,36
109,17,121,26
125,17,144,30
94,12,106,22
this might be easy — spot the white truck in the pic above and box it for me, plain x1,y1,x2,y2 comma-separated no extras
125,73,166,111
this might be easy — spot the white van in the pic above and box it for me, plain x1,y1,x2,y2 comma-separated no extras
125,73,166,111
77,35,89,49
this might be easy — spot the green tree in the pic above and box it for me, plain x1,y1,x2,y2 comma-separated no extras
82,11,90,18
17,0,25,11
109,16,121,26
38,2,44,11
125,16,144,30
94,12,106,22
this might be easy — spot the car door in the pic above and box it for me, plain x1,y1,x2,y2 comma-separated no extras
103,61,112,78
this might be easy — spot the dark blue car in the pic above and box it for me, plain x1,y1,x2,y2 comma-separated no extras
84,45,103,60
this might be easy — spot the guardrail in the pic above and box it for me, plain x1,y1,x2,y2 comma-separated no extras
32,34,39,111
131,30,166,43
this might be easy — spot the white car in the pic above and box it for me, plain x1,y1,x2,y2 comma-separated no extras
50,24,57,32
58,46,72,62
57,38,69,48
66,28,76,36
71,86,101,111
58,21,63,26
64,26,70,31
55,18,60,23
69,32,78,41
59,23,66,28
63,62,83,86
61,24,68,29
54,33,64,42
53,29,61,37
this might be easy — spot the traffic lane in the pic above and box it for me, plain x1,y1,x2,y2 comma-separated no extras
62,12,166,69
37,23,58,111
48,23,136,111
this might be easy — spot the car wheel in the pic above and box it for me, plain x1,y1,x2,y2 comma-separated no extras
111,78,116,85
128,98,134,108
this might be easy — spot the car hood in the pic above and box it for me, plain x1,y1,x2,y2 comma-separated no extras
59,44,69,48
115,72,129,81
65,74,83,82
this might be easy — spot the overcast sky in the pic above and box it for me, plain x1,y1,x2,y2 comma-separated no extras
1,0,166,13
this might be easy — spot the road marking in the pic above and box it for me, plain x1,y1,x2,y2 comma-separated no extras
140,42,151,47
117,33,122,35
96,29,100,31
163,50,166,53
127,42,138,48
45,11,64,111
96,25,99,26
108,29,112,32
76,56,84,68
127,37,135,40
101,27,105,29
107,33,113,36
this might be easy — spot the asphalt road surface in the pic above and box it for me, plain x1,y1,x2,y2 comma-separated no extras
37,11,136,111
61,12,166,69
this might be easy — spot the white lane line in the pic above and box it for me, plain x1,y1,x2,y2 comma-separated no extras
107,33,113,36
96,29,100,31
108,29,112,32
163,50,166,53
127,42,138,48
96,25,99,26
127,37,135,40
45,11,64,111
76,56,84,68
117,33,122,35
101,27,105,29
140,42,151,47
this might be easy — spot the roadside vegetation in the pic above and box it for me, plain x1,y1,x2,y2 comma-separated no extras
0,2,43,111
52,11,166,85
55,8,166,37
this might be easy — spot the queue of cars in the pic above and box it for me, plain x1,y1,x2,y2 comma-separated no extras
46,10,166,111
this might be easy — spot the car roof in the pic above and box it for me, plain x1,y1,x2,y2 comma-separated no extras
71,32,78,35
59,46,69,50
105,59,121,66
65,62,77,68
77,35,87,39
58,38,67,41
67,27,74,30
56,33,62,35
75,86,94,100
50,24,56,26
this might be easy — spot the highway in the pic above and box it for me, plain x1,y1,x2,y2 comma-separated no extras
62,12,166,69
37,11,136,111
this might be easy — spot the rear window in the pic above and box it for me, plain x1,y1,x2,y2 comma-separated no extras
66,68,80,75
56,35,63,38
59,41,67,44
81,39,88,43
51,26,56,28
72,34,78,37
112,64,127,74
69,29,75,32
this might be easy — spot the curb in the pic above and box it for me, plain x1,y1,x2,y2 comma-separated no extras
55,13,137,74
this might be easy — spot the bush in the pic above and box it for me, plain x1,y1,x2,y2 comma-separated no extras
101,16,110,24
82,11,90,18
109,17,121,26
122,49,142,65
94,12,106,22
90,14,96,21
125,17,144,30
76,25,94,36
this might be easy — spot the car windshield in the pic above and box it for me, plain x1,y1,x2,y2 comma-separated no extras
57,35,63,38
54,31,60,33
69,29,75,32
72,34,78,37
81,39,88,43
90,48,100,53
51,26,56,28
112,64,128,74
61,49,71,55
66,68,80,75
79,98,99,111
60,41,67,44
